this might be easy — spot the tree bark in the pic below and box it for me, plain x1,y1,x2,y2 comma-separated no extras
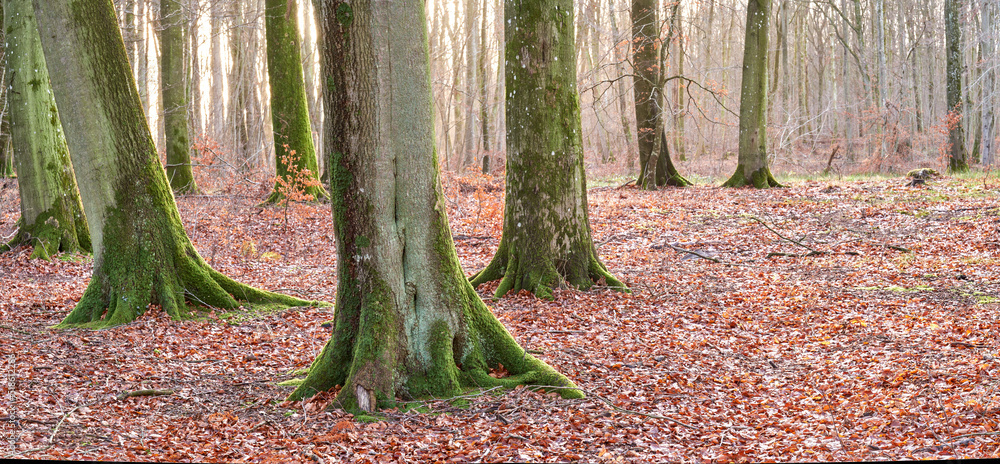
1,0,90,259
723,0,781,188
263,0,328,203
630,0,688,189
289,0,582,412
980,0,996,166
946,0,969,172
470,0,627,299
33,0,314,328
161,0,198,193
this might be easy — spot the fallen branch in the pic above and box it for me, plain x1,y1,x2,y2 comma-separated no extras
115,389,175,401
0,324,33,335
882,244,912,253
586,391,698,430
748,216,824,255
49,405,84,443
662,242,743,267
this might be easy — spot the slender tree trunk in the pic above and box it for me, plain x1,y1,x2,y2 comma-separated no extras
0,14,11,180
188,0,202,135
162,0,198,193
478,0,491,173
981,0,996,166
946,0,969,171
631,0,688,189
209,0,224,140
723,0,781,188
460,0,479,170
2,0,90,259
470,0,627,299
675,5,686,161
290,0,582,412
263,0,327,202
33,0,313,328
229,0,252,170
609,2,636,171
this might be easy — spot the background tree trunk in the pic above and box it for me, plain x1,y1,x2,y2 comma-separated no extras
631,0,687,189
33,0,312,328
946,0,968,172
2,0,90,259
161,0,198,193
980,0,996,166
470,0,626,299
289,0,581,412
263,0,327,203
723,0,781,188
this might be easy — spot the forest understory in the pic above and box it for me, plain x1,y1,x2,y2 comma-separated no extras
2,171,1000,462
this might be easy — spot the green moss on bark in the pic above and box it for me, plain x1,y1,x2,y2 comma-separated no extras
288,0,581,412
263,0,327,204
3,0,90,259
470,0,627,299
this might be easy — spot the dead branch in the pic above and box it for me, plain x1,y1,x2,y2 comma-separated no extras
115,389,175,401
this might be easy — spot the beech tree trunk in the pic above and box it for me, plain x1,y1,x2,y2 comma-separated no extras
979,0,995,166
723,0,781,188
946,0,968,172
33,0,314,328
161,0,198,194
263,0,327,203
469,0,626,299
289,0,582,412
631,0,688,189
1,0,90,259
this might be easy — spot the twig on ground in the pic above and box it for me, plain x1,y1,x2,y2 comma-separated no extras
49,405,84,444
582,389,698,430
661,242,743,267
949,431,1000,441
0,324,33,335
748,216,824,254
115,389,175,401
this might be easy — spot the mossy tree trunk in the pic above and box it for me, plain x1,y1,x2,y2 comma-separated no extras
722,0,781,188
289,0,582,412
631,0,688,189
33,0,314,328
469,0,626,300
263,0,327,203
161,0,198,194
1,0,90,260
945,0,968,172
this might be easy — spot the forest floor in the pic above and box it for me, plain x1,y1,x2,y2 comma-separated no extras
2,172,1000,462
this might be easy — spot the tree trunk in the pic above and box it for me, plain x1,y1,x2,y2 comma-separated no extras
470,0,626,299
981,0,996,166
0,2,12,179
630,0,688,189
289,0,582,412
723,0,781,188
946,0,969,172
161,0,198,193
263,0,328,203
33,0,314,328
229,0,252,170
608,2,635,171
1,0,90,259
209,0,225,141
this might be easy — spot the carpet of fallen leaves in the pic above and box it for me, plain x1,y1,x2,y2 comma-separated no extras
2,173,1000,462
